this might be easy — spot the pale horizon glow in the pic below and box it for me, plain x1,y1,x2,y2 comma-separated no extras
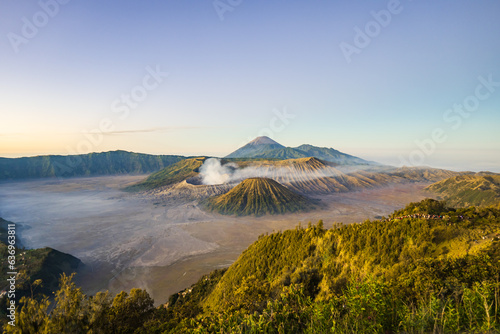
1,1,499,173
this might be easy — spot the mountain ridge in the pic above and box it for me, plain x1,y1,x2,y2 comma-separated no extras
225,136,377,165
0,150,185,180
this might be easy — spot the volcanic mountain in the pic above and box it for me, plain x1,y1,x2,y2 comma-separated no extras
225,136,285,159
225,136,376,165
204,177,314,216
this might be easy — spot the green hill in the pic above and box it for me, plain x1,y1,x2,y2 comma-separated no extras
0,246,82,296
0,150,184,180
0,218,82,325
204,177,314,216
0,219,82,295
126,157,207,191
426,173,500,207
202,200,498,312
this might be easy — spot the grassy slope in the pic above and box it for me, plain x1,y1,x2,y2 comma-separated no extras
426,173,500,207
204,177,314,216
126,157,206,191
175,200,500,313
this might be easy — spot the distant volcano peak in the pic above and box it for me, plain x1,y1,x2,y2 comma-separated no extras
247,136,283,146
225,137,377,166
226,136,284,159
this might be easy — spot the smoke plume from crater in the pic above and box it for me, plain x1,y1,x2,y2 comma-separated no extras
198,158,350,186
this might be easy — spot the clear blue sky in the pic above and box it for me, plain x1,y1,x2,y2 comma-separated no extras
1,0,499,172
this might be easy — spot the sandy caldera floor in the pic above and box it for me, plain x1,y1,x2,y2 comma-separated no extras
0,175,434,305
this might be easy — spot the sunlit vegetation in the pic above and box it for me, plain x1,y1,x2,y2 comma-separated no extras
3,273,155,333
3,199,500,333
